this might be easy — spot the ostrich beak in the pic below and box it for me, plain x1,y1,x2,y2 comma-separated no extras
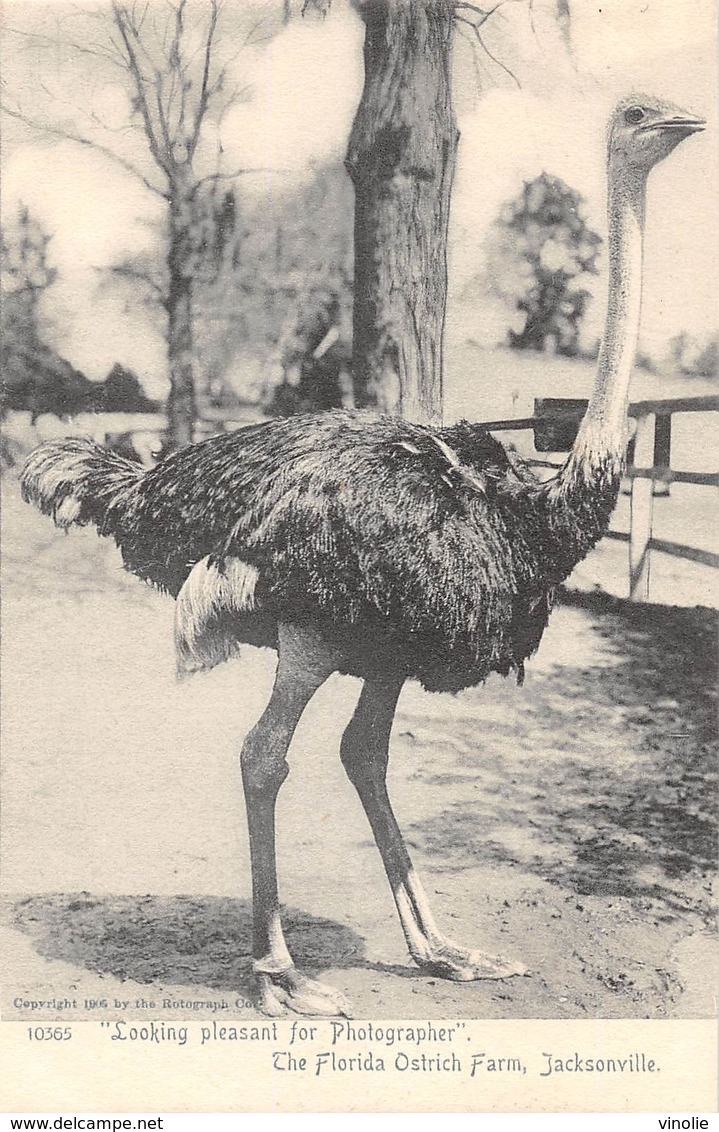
652,112,706,137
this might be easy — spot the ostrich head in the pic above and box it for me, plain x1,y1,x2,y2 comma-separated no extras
608,95,705,175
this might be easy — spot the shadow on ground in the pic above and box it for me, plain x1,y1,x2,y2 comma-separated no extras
6,894,365,994
405,591,718,921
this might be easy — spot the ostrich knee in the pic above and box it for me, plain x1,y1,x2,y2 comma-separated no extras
340,674,402,784
240,719,291,801
339,716,383,791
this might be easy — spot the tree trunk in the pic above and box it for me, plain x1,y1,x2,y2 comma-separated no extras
346,0,458,425
165,176,197,451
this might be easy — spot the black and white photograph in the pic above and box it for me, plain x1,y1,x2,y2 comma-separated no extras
1,0,717,1115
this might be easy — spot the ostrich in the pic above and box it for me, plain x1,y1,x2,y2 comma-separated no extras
21,96,703,1017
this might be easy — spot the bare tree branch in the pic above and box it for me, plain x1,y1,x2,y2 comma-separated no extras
34,81,134,140
526,0,575,65
136,0,151,33
187,0,219,157
155,73,173,151
2,104,170,198
215,81,253,124
454,3,491,17
5,25,127,70
454,0,524,27
170,0,188,68
6,0,271,450
112,2,171,173
458,0,573,63
160,2,172,51
455,21,488,91
167,0,189,142
108,33,126,63
473,27,520,85
104,263,168,303
124,1,166,75
189,166,287,197
194,14,272,125
455,13,521,86
527,0,539,40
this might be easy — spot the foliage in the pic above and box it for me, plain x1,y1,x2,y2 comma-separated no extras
2,358,159,420
1,352,90,422
0,205,69,420
2,354,158,420
634,348,657,374
1,203,56,300
86,364,159,413
668,332,719,381
265,299,353,417
194,161,354,414
694,337,719,380
489,172,602,357
98,159,354,418
2,206,158,418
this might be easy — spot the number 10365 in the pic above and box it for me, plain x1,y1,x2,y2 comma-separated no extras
27,1027,73,1040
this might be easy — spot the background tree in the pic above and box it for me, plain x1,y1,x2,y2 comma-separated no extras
692,336,719,380
103,174,242,413
2,205,161,421
0,204,78,420
668,332,719,380
194,161,353,413
487,172,601,356
4,0,271,449
345,0,458,422
87,363,159,413
1,206,57,414
313,0,575,422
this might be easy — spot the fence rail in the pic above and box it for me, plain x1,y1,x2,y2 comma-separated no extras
482,394,719,600
481,395,719,432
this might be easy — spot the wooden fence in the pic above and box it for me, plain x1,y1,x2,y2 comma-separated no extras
482,394,719,601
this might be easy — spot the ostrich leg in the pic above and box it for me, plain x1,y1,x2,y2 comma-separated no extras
340,677,527,980
241,623,349,1017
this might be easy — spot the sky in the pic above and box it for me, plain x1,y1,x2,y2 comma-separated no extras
2,0,717,398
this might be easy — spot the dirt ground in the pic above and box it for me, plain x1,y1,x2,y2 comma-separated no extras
1,474,717,1020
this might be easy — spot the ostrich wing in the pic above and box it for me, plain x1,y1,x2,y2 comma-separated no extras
132,412,545,690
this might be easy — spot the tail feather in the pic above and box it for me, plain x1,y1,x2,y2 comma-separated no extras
20,437,145,534
174,555,260,678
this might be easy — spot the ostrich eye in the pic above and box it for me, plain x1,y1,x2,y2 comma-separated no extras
624,106,646,125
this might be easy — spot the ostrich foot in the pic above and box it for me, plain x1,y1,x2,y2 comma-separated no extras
413,939,528,982
255,967,352,1018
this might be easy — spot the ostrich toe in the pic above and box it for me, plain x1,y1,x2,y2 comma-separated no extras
256,968,352,1018
413,940,529,982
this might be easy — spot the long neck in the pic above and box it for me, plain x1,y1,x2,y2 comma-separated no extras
537,160,648,582
556,162,647,495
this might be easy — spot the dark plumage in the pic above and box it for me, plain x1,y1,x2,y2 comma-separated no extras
20,410,617,693
19,95,704,1016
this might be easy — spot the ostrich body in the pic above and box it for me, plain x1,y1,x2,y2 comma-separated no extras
21,96,703,1017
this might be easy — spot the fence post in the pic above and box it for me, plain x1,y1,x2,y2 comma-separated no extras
653,413,672,497
629,412,657,600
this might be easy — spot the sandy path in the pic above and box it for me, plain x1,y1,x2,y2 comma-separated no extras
1,479,716,1019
